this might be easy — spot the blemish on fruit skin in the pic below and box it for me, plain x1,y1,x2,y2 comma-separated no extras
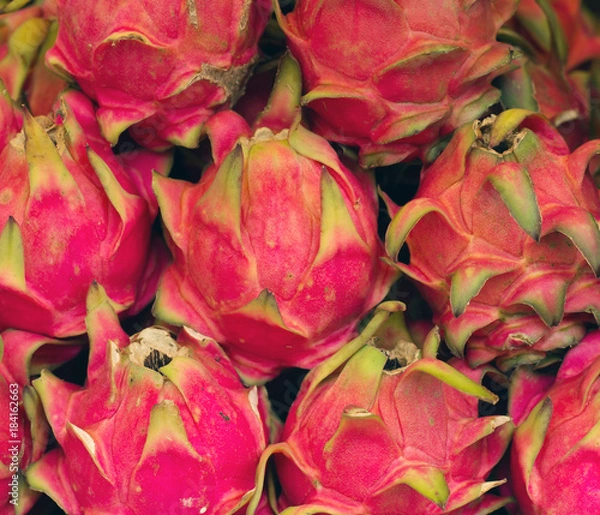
218,411,230,422
0,189,12,204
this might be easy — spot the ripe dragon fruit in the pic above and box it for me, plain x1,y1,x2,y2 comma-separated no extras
0,86,171,338
275,0,519,167
26,283,273,514
152,55,396,384
509,329,600,514
45,0,272,149
0,326,82,513
248,302,514,514
0,1,67,116
385,109,600,369
498,0,600,150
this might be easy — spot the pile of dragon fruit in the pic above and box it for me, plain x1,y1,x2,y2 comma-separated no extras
2,0,600,513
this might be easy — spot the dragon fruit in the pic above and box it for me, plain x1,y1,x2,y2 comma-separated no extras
275,0,519,167
0,328,78,513
0,86,171,338
498,0,600,149
26,283,273,514
0,5,49,100
385,109,600,369
509,329,600,513
45,0,272,149
152,55,396,384
249,302,513,514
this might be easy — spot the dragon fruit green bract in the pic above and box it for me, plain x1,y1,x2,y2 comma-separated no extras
385,109,600,369
249,303,513,515
152,55,396,384
276,0,519,167
509,330,600,514
0,87,171,338
26,283,272,514
45,0,272,149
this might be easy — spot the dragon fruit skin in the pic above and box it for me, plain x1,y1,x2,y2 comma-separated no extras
45,0,272,149
275,0,518,167
153,55,397,384
385,109,600,369
509,330,600,514
248,303,514,515
26,283,273,515
0,87,171,338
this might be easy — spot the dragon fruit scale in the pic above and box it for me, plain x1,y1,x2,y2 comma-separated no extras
385,109,600,369
26,283,273,515
152,55,397,384
248,302,514,515
275,0,519,167
509,330,600,514
0,86,171,338
45,0,272,150
0,332,53,515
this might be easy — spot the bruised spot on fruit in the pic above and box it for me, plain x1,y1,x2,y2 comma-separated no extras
195,60,256,106
218,411,231,422
0,189,12,204
186,0,199,29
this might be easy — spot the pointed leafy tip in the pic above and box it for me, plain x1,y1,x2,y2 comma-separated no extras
0,217,26,291
451,267,496,318
85,281,110,316
385,198,453,261
296,306,398,417
234,289,289,331
406,358,499,404
254,52,302,131
421,327,441,359
391,466,450,509
315,168,365,259
22,108,78,196
544,207,600,276
487,162,541,242
86,145,138,224
516,397,552,482
66,422,113,483
331,346,387,410
487,109,532,149
507,272,567,327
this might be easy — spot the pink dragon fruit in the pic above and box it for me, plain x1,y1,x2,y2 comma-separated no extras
26,283,273,514
45,0,272,149
248,302,514,515
275,0,519,166
0,1,67,115
0,328,80,513
385,109,600,369
498,0,600,150
152,55,397,384
0,6,49,101
0,86,171,338
509,329,600,513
